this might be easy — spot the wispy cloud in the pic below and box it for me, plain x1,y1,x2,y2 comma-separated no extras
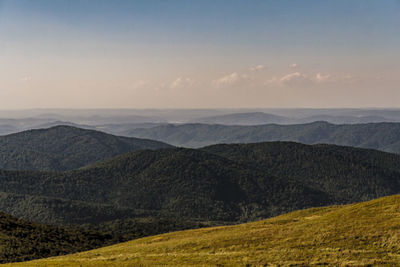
169,77,194,89
154,77,196,91
213,72,249,87
315,73,331,82
262,72,356,88
280,72,311,86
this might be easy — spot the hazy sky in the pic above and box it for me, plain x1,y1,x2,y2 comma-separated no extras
0,0,399,109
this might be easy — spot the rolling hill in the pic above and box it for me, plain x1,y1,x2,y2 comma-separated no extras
0,126,172,171
128,121,400,152
1,142,400,229
12,194,400,266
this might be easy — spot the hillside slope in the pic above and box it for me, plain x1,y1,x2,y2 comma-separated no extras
14,194,400,266
128,121,400,152
1,142,400,227
0,126,172,171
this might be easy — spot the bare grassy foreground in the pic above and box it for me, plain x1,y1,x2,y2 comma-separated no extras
6,194,400,266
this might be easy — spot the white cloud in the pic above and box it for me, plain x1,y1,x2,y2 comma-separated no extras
314,73,357,84
280,72,311,86
289,63,299,69
212,68,356,90
315,73,331,82
250,65,266,71
213,72,249,87
169,77,194,89
130,78,195,92
277,72,359,88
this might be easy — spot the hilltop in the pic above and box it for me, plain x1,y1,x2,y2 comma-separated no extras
13,194,400,266
0,126,171,171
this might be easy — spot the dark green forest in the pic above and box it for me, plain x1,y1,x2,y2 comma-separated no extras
1,142,400,227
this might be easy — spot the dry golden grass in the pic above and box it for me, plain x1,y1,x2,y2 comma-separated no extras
5,194,400,266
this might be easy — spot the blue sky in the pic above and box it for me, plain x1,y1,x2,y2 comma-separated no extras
0,0,399,108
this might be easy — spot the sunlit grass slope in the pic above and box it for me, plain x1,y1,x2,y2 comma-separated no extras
8,194,400,266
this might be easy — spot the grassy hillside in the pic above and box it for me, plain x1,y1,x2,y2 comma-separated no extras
0,126,171,171
12,194,400,266
128,121,400,152
1,141,400,230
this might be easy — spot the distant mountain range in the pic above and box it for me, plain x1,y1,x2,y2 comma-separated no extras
1,141,400,230
190,112,395,125
192,112,292,125
0,126,171,171
128,121,400,153
1,109,400,136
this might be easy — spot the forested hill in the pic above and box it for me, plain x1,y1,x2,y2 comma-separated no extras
0,125,172,171
128,121,400,152
202,142,400,202
1,142,400,228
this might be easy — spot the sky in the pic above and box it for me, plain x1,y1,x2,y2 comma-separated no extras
0,0,399,109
